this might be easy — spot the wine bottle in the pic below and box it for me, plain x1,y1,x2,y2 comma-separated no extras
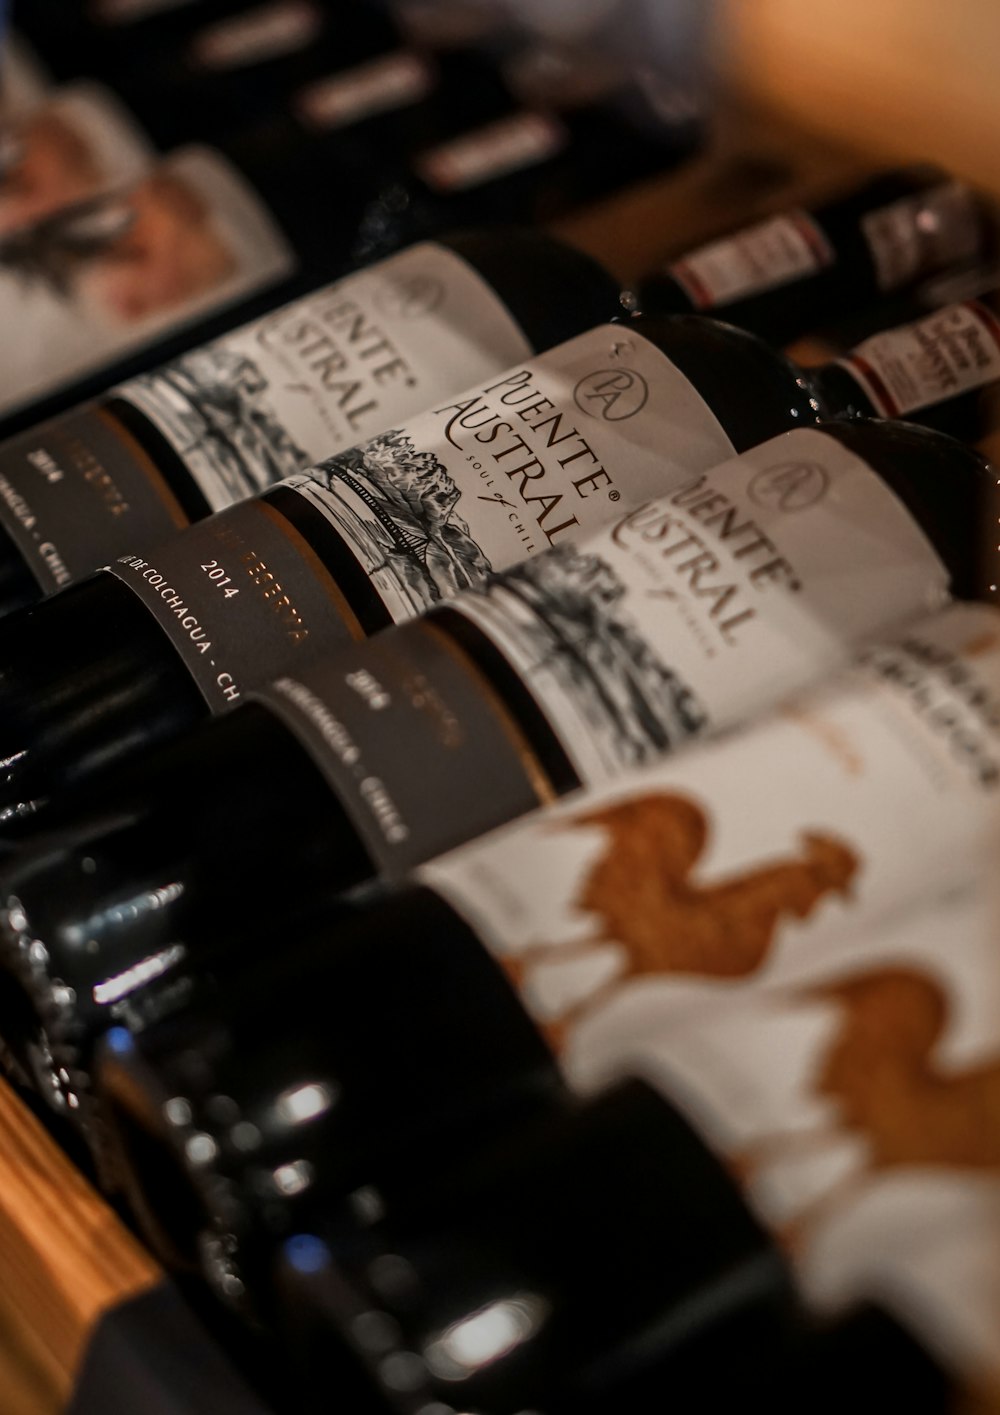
638,168,992,345
89,601,1000,1310
0,226,618,615
0,32,524,437
0,310,822,829
5,410,992,1130
267,883,999,1414
266,1088,961,1414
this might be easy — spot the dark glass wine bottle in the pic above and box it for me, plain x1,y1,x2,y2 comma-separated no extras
3,419,996,1126
0,33,557,438
0,226,618,613
267,1085,963,1414
637,167,993,345
87,603,1000,1338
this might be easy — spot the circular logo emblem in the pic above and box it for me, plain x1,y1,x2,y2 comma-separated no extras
748,461,830,512
573,368,649,421
374,275,445,319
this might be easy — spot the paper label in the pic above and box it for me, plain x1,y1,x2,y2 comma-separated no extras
668,212,835,310
0,146,295,419
449,428,950,787
0,404,190,593
295,51,437,131
279,325,735,625
420,602,1000,1058
115,243,532,511
838,301,1000,418
583,886,1000,1389
252,621,554,876
416,111,568,192
191,0,323,71
0,84,152,239
104,497,361,712
862,182,984,293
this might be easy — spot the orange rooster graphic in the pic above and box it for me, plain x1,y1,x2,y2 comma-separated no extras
502,791,860,1048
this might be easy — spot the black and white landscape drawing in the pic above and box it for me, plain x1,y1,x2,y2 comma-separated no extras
129,347,312,499
474,546,709,770
307,428,494,612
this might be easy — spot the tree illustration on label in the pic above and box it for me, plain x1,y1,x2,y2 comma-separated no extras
470,545,709,770
505,791,860,1050
737,966,1000,1242
309,428,493,606
129,346,312,498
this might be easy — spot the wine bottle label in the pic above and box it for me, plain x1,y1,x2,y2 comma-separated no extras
586,887,1000,1391
0,405,190,593
104,498,362,711
252,621,554,875
837,301,1000,418
0,85,154,240
295,51,437,131
416,111,568,192
115,243,532,511
447,427,949,787
107,325,736,711
0,146,295,419
667,212,835,310
190,0,324,71
862,181,983,293
1,35,52,118
419,601,1000,1056
278,325,736,625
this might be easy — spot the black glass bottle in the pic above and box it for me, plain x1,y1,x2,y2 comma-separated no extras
0,414,996,1125
638,167,993,345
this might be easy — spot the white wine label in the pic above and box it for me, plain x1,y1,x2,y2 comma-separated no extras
115,242,532,511
0,146,295,419
862,182,984,293
0,84,153,240
0,35,52,118
585,887,1000,1390
419,601,1000,1057
838,301,1000,419
416,111,568,193
296,51,437,131
0,404,190,593
668,213,835,310
191,0,323,71
280,325,736,626
252,620,554,875
104,497,363,711
449,427,949,787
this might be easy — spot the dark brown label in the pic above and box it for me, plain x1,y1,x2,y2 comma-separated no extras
104,498,361,712
251,621,554,878
0,406,190,593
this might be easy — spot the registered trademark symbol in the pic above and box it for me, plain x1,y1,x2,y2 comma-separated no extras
608,490,621,501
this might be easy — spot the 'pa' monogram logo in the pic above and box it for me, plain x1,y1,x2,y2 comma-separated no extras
748,461,830,512
574,368,649,421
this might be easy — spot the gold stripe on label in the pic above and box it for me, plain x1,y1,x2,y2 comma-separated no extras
254,498,368,642
96,406,192,531
419,619,559,809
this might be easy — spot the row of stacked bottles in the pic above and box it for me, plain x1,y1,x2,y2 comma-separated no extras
0,2,998,1411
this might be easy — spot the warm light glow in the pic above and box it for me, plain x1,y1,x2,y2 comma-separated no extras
272,1159,315,1196
275,1080,337,1126
424,1293,549,1380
